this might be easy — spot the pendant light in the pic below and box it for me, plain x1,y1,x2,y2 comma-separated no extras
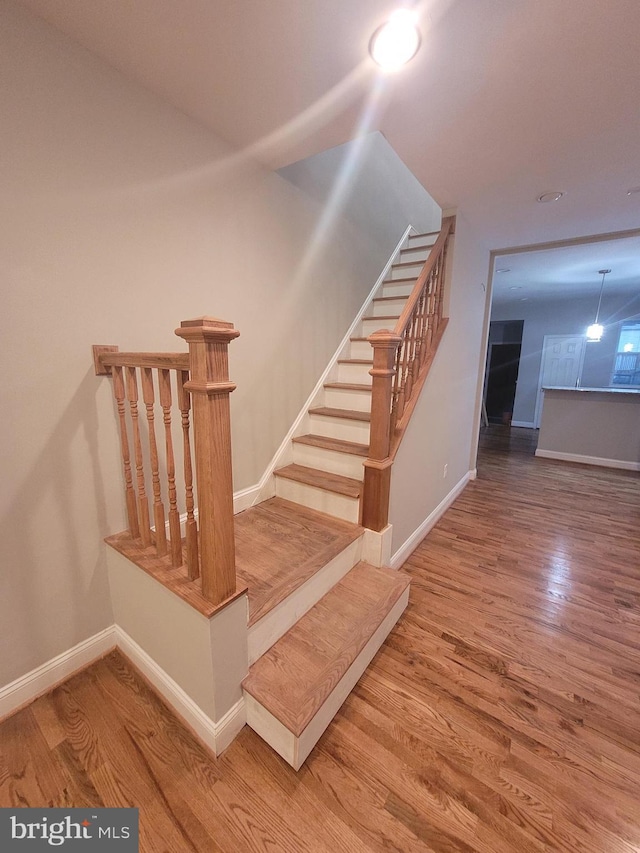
586,269,610,342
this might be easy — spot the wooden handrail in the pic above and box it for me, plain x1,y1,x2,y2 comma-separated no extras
93,316,240,607
361,217,454,532
93,348,190,374
393,217,453,338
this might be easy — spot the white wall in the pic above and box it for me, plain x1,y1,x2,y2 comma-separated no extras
492,294,640,424
0,2,445,687
279,132,442,250
389,215,489,554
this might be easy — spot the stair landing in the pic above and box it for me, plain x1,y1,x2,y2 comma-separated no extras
234,497,363,626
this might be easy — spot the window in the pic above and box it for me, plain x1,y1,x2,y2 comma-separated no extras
611,323,640,386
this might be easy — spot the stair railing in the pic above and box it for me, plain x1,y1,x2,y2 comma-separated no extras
361,217,454,532
93,317,239,606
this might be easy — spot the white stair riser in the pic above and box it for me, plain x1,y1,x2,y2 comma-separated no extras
244,586,410,770
361,316,398,336
372,297,407,317
391,262,423,280
247,537,363,664
324,386,371,412
274,477,359,524
381,281,416,299
408,234,438,247
309,413,370,444
349,339,373,359
337,362,372,384
292,442,365,480
400,246,431,263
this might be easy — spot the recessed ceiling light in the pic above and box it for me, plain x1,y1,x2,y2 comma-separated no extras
537,191,565,203
509,286,522,290
496,267,511,273
627,186,640,195
369,10,421,71
520,297,529,301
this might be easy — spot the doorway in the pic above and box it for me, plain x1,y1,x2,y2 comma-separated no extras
485,343,522,423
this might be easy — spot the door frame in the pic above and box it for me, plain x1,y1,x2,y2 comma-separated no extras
534,334,586,428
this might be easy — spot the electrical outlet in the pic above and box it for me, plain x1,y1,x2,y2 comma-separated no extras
443,463,448,478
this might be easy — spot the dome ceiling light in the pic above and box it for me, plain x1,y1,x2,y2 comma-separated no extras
369,10,421,71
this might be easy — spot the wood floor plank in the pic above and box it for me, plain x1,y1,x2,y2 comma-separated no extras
1,425,639,852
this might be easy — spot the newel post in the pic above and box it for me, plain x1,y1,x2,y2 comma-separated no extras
361,329,402,532
176,317,240,605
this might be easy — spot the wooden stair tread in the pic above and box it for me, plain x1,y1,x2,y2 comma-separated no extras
274,463,362,498
243,562,411,736
391,260,425,269
382,276,419,284
323,381,372,392
292,434,369,457
337,357,373,365
234,497,364,626
362,315,400,321
308,406,371,422
373,295,408,303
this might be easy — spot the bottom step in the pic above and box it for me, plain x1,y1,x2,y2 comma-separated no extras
242,561,410,770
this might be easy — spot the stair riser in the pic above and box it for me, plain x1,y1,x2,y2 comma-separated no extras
399,246,431,263
337,362,372,384
349,340,373,359
390,262,423,280
275,477,360,524
408,233,438,247
308,413,370,445
292,442,366,479
381,281,415,299
360,317,399,336
244,585,410,770
324,386,371,412
247,536,363,664
372,297,407,317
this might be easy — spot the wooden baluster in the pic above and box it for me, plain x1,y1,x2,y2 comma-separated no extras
141,368,168,557
362,329,402,532
126,366,152,547
177,370,199,580
176,318,240,604
158,369,182,567
396,327,411,422
111,366,140,538
389,342,403,435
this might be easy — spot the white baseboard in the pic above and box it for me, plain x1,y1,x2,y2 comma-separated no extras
233,484,261,515
0,626,117,721
511,420,536,428
114,626,245,755
534,448,640,471
389,471,473,569
469,468,478,481
0,625,246,756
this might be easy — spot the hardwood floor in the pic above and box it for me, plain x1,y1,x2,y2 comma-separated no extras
2,425,639,852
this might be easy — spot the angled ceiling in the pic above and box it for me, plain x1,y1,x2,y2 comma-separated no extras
15,0,640,251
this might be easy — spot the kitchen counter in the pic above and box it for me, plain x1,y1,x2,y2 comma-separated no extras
536,387,640,470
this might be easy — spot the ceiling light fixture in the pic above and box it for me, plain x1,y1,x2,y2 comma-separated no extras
369,10,421,71
509,286,521,290
496,268,511,273
586,269,611,342
627,186,640,195
537,191,565,203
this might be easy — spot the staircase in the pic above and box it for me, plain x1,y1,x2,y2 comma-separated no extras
239,229,440,767
271,230,439,525
96,223,451,772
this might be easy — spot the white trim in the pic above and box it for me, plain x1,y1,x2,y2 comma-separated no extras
534,449,640,471
233,484,261,515
114,626,245,755
390,471,472,569
511,420,536,429
253,226,414,505
469,468,478,481
0,627,117,721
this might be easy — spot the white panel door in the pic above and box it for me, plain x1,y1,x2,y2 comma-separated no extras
534,335,586,427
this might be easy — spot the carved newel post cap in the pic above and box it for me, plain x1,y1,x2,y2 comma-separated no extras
175,317,240,343
367,329,403,347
